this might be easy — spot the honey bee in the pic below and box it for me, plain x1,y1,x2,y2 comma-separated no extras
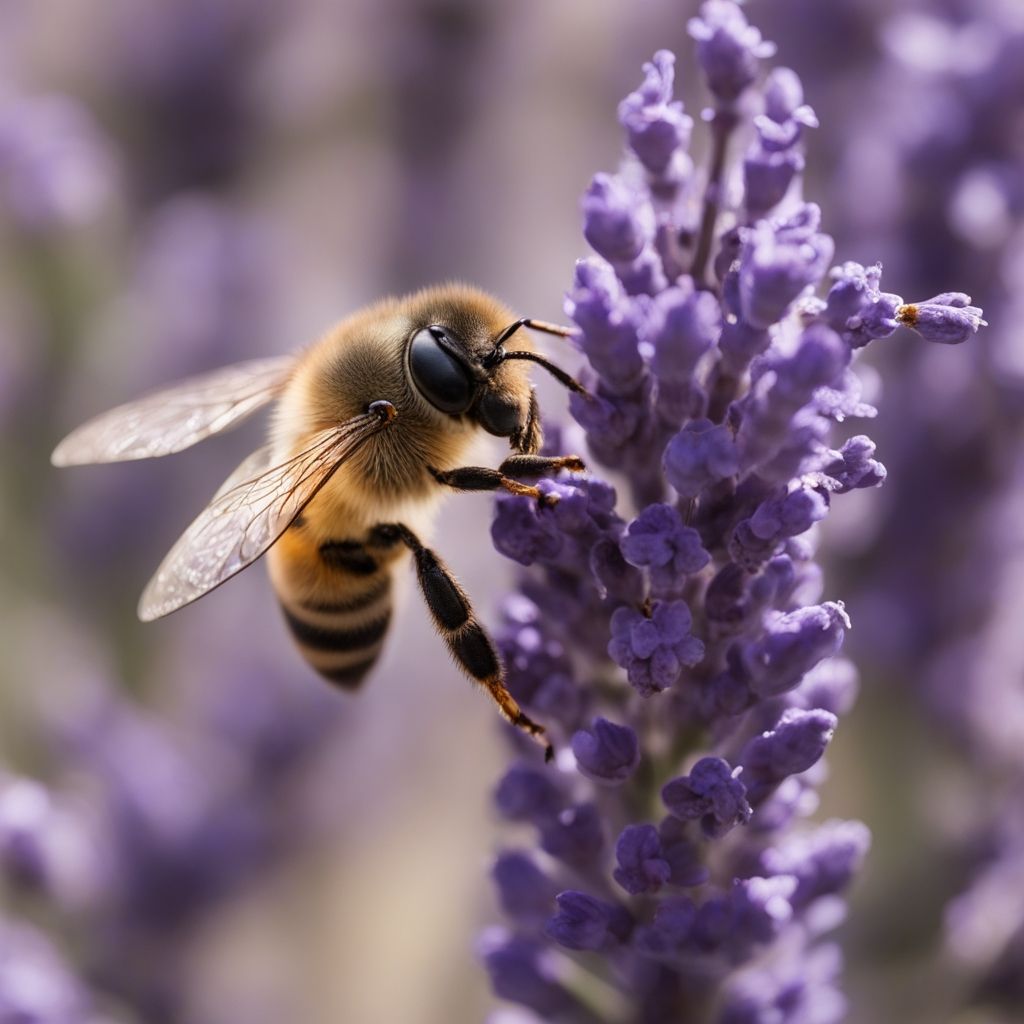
52,285,588,759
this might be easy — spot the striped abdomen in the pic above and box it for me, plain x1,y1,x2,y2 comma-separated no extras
269,526,402,689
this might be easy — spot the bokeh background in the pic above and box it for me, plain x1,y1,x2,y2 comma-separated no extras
1,0,1022,1022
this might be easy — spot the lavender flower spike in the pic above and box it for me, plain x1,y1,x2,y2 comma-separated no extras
482,5,983,1021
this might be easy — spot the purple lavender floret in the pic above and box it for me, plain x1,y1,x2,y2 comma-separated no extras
571,717,640,785
895,293,987,345
583,173,653,265
743,68,817,220
482,5,982,1020
547,890,632,951
493,850,559,922
741,603,849,698
688,0,776,106
608,600,705,696
737,206,835,329
662,757,752,838
621,503,710,596
740,708,838,805
663,419,739,499
618,50,694,184
614,824,673,895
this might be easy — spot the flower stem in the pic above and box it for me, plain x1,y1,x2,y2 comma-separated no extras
691,109,738,289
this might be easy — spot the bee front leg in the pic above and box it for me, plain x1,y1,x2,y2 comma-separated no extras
370,522,553,761
497,454,586,477
428,455,585,506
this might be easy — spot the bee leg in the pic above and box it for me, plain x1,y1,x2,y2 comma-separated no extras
370,523,553,762
429,456,585,507
496,454,587,478
428,465,548,503
512,387,542,454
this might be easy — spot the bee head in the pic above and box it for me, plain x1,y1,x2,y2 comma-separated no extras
406,316,584,447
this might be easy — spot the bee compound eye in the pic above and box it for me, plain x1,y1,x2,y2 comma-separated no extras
409,327,474,414
477,390,521,438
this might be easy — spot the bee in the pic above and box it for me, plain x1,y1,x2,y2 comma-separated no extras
52,285,588,759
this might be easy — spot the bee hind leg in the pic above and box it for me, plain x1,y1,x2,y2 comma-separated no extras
370,522,553,762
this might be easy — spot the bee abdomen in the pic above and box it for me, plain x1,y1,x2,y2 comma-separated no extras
280,574,393,690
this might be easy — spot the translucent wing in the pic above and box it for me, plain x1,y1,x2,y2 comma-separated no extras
137,403,397,621
51,356,295,467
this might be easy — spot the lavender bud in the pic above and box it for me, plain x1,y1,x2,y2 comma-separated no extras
824,436,886,492
612,824,671,896
790,658,860,716
742,602,849,697
731,485,829,567
648,286,721,383
618,50,693,176
895,294,987,344
478,930,589,1020
571,717,640,785
741,708,838,801
658,816,711,886
761,820,871,909
738,207,835,328
691,894,732,950
615,245,668,297
743,145,803,219
582,173,651,263
727,875,798,952
720,942,845,1023
492,851,558,922
565,259,645,391
663,419,739,499
547,890,630,951
775,322,850,401
688,0,777,105
662,756,752,837
494,764,566,823
539,803,605,866
491,497,561,567
825,261,904,349
634,897,698,958
762,68,815,126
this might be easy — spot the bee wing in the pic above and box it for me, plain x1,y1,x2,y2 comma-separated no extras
51,355,296,467
137,405,395,621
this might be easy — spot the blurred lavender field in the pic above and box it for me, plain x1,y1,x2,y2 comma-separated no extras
0,1,1020,1023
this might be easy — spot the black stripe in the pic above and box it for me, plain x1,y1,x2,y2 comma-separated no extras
319,540,378,576
284,608,391,652
320,658,377,689
298,577,390,615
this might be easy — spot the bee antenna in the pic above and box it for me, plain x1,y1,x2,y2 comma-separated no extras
498,349,589,397
490,317,575,352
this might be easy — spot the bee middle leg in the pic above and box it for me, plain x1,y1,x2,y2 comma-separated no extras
428,455,586,504
369,522,553,761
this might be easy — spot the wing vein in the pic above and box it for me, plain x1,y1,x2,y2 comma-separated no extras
137,407,394,621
